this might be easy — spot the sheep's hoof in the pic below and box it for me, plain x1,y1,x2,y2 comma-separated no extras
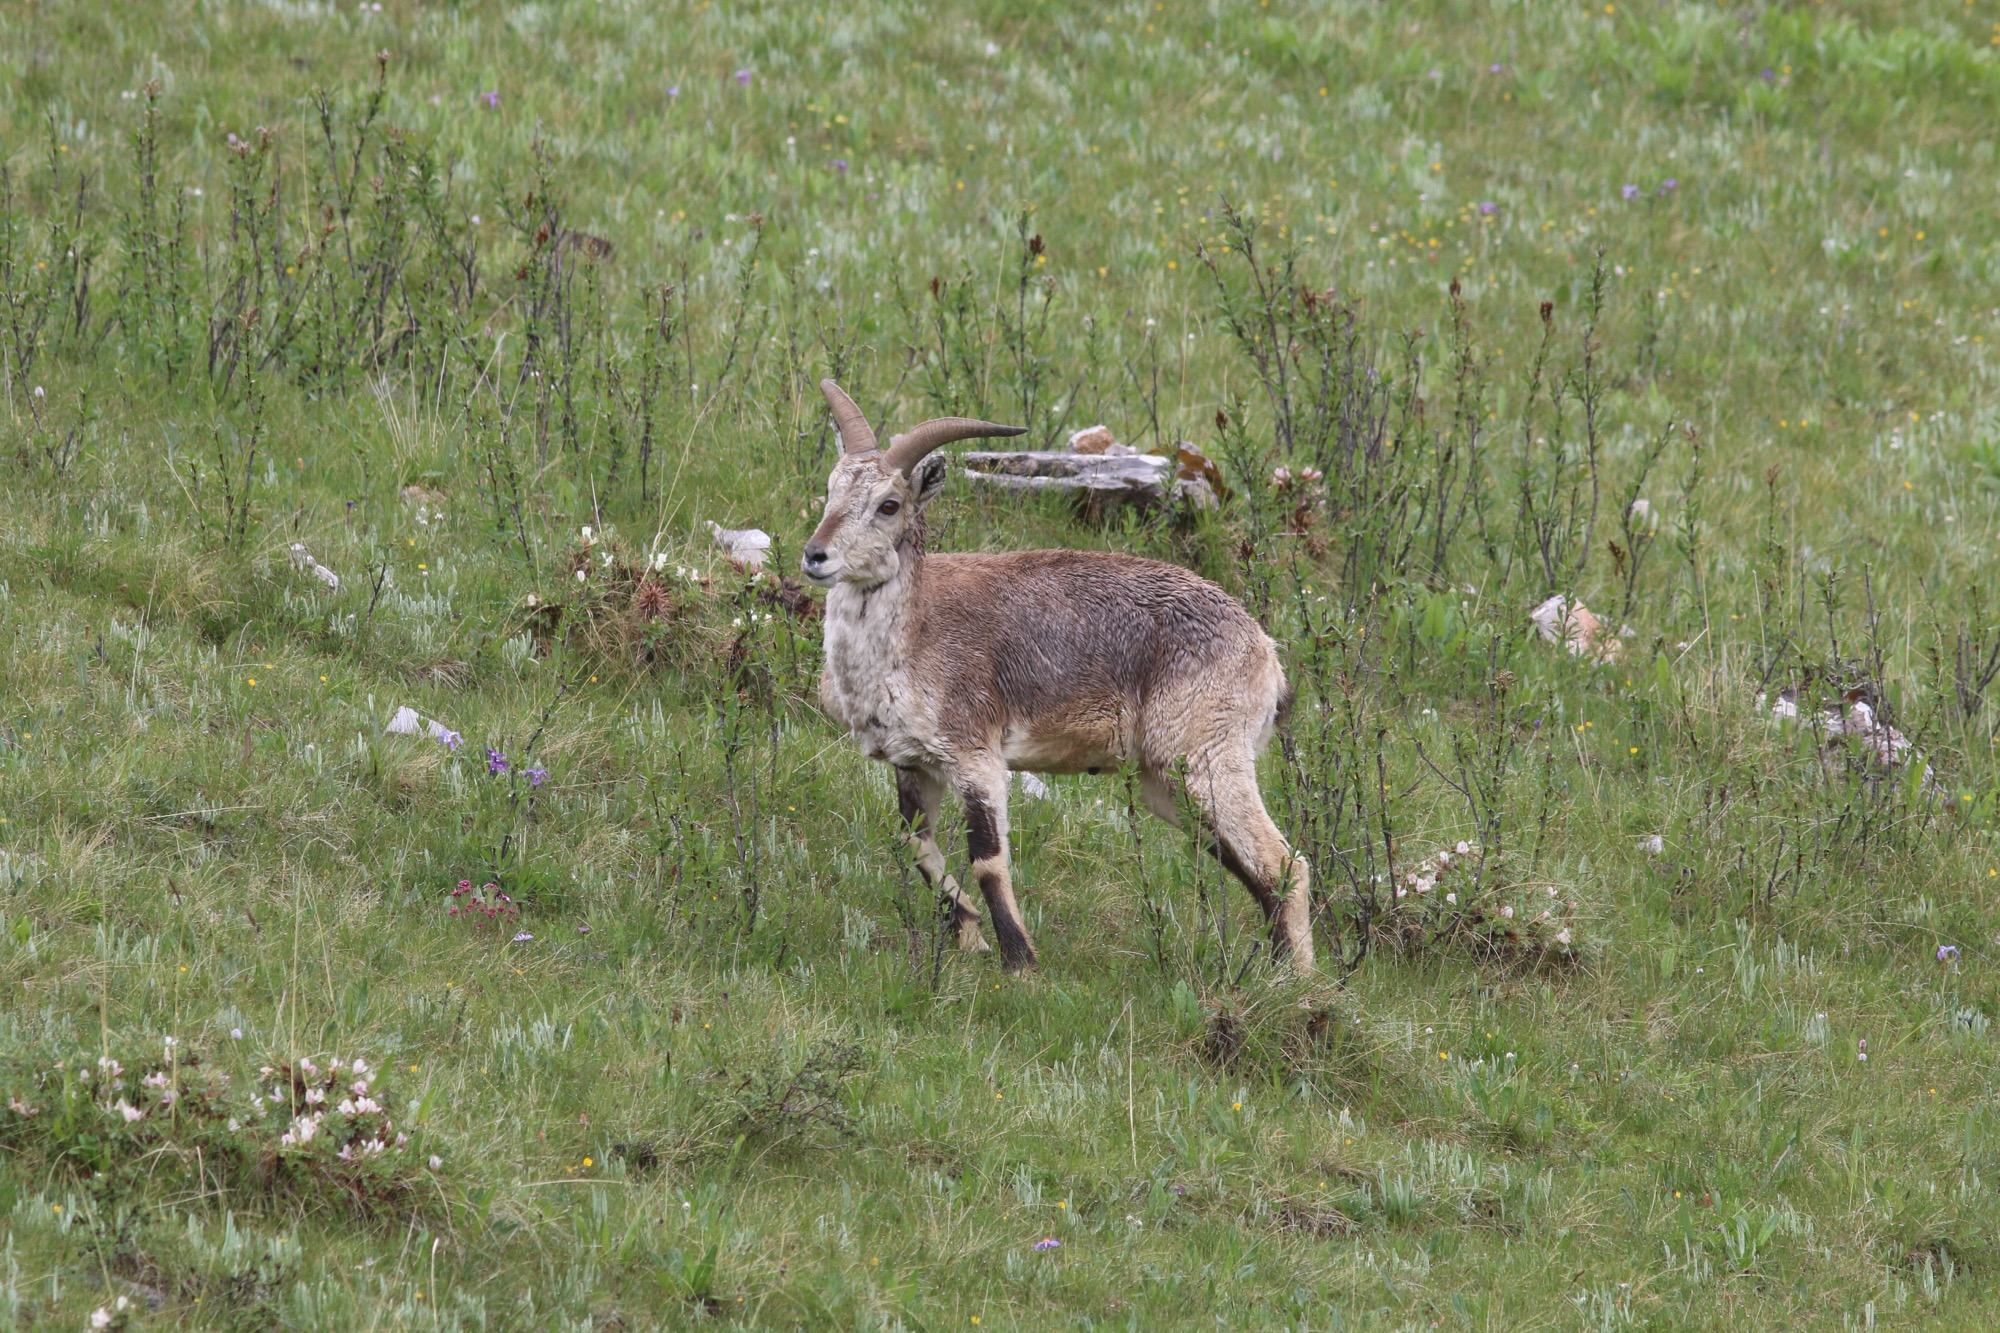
957,922,993,953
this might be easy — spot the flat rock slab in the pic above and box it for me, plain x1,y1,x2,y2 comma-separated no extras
959,450,1216,510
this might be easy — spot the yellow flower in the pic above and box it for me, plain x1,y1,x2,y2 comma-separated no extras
583,1156,593,1168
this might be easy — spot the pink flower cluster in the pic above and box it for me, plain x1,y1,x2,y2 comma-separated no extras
446,879,519,927
259,1056,410,1162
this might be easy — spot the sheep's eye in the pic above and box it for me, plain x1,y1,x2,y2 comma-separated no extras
877,498,902,516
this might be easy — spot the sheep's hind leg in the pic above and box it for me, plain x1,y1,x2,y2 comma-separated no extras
897,767,989,952
956,761,1037,972
1173,758,1316,973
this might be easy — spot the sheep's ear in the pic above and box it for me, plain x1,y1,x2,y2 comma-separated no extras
913,452,950,504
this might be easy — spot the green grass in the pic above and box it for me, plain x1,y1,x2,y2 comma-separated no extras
3,0,2000,1327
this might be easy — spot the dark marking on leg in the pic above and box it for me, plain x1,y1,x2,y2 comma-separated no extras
896,768,926,828
977,869,1038,970
964,792,1002,865
1207,833,1281,918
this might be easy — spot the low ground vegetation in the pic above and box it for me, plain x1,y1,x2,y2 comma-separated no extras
3,1,2000,1327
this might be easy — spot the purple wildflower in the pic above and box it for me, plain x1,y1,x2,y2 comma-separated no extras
666,84,680,98
511,932,534,943
1939,944,1961,964
1621,184,1640,201
734,68,752,87
1760,68,1774,81
1659,178,1678,194
480,90,500,110
1488,63,1503,74
831,158,849,175
525,765,548,788
439,729,463,751
1478,201,1498,216
487,748,508,776
1034,1238,1060,1251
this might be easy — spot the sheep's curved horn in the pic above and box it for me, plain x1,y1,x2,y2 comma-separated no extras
881,417,1028,475
820,379,876,456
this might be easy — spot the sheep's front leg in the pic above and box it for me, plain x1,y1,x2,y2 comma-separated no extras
956,762,1037,971
897,766,989,952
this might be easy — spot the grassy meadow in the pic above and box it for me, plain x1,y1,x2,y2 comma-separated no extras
6,0,2000,1326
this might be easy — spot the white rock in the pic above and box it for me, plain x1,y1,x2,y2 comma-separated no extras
707,521,772,571
287,543,341,592
384,706,459,747
1528,594,1628,665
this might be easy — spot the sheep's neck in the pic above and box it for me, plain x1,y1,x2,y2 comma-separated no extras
822,523,928,742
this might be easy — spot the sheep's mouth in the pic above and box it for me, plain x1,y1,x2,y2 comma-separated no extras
800,561,842,588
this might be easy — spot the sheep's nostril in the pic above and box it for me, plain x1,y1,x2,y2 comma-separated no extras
803,544,829,568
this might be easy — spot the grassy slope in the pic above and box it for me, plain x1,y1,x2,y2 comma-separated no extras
2,0,2000,1328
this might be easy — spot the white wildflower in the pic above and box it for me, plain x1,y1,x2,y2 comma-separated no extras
115,1100,144,1123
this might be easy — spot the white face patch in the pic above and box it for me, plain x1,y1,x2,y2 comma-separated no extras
802,455,919,589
